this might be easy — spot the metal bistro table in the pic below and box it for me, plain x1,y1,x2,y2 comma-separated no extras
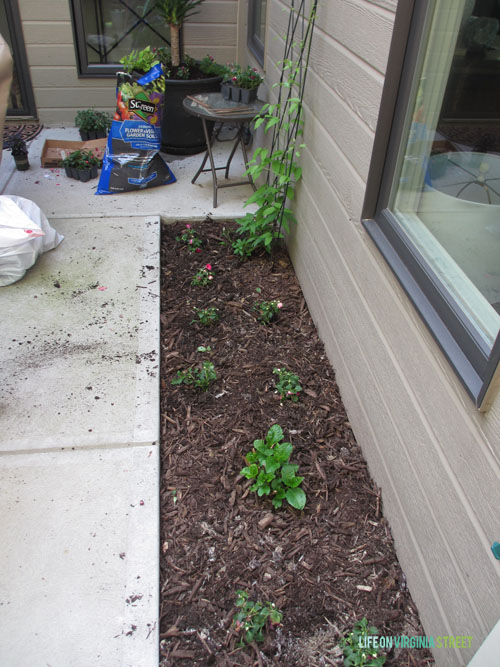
183,92,265,208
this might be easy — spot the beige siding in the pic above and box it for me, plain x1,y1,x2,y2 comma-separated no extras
262,1,500,665
17,0,238,124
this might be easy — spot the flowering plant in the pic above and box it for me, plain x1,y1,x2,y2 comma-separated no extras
232,590,282,646
253,299,282,324
237,65,263,90
191,263,214,286
60,149,101,170
273,367,301,402
340,618,386,667
176,223,202,252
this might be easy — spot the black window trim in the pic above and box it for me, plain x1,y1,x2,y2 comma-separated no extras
247,0,266,66
4,0,37,116
361,0,500,411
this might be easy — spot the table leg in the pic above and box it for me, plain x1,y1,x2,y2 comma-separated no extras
240,129,257,192
200,117,219,208
225,125,244,179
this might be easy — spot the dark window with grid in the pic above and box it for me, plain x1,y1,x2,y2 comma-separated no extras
70,0,170,77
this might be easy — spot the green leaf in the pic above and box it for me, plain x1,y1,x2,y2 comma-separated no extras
267,424,283,444
241,463,258,479
281,463,299,484
263,459,280,475
285,487,306,510
274,442,293,462
257,484,271,496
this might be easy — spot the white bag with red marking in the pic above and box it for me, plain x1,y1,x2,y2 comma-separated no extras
0,195,63,286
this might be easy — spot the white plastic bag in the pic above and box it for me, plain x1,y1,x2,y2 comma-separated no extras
0,195,64,286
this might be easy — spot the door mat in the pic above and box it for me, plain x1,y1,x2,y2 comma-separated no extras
3,123,44,145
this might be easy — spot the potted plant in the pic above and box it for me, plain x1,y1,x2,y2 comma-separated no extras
150,0,227,154
8,136,29,171
75,109,112,140
60,149,101,182
226,65,263,103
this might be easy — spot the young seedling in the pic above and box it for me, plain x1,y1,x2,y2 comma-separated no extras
176,223,202,252
232,590,282,646
253,299,283,324
171,361,216,391
340,618,386,667
273,367,301,402
192,306,219,326
240,424,306,510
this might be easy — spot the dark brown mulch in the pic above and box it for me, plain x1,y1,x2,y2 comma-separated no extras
159,219,435,666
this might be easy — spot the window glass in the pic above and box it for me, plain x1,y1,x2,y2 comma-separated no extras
73,0,170,74
390,0,500,348
248,0,267,65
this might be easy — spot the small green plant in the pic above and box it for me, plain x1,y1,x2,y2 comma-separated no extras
176,223,202,252
240,424,306,510
192,306,219,326
191,263,214,286
232,590,282,645
171,360,216,391
340,618,386,667
253,299,282,324
74,108,112,132
119,45,160,74
273,367,301,402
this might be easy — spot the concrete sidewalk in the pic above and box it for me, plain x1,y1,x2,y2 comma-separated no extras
0,127,251,666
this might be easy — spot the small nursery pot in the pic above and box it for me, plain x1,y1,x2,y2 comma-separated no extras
240,88,257,104
14,155,29,171
230,85,241,102
221,82,231,100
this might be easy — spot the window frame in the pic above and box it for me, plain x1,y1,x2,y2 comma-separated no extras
247,0,266,66
362,0,500,411
69,0,171,78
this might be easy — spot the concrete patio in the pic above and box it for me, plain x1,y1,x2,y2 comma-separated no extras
0,126,251,666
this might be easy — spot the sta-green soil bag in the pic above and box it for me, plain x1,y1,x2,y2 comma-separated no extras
96,64,175,194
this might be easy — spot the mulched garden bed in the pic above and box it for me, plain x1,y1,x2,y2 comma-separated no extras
159,219,435,666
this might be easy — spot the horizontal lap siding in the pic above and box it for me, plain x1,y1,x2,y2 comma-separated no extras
18,0,238,124
268,1,500,665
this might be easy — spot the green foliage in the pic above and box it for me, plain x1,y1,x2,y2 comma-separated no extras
74,108,112,132
119,46,160,73
60,149,101,169
232,590,282,645
191,264,214,286
176,223,202,252
340,618,386,667
192,306,219,326
7,136,28,156
273,367,301,402
171,360,216,391
199,54,228,78
240,424,306,510
253,299,283,324
155,0,204,27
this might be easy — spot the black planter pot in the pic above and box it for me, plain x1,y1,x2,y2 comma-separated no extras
13,154,29,171
161,75,222,155
79,129,107,141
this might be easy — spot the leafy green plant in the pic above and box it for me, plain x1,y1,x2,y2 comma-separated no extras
231,2,317,258
273,367,301,402
119,45,160,74
60,149,101,170
253,299,282,324
171,360,216,391
340,618,386,667
232,590,282,645
176,223,202,252
74,108,112,132
240,424,306,510
192,306,219,326
191,263,214,286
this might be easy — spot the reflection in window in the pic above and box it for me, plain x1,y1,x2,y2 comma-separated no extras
391,0,500,347
72,0,170,75
248,0,267,65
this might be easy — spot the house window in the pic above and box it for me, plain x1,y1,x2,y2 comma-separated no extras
363,0,500,410
70,0,170,77
248,0,267,65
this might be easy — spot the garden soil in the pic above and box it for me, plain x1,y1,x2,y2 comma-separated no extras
160,219,435,666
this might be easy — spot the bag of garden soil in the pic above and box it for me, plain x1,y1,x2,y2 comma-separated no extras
96,64,176,194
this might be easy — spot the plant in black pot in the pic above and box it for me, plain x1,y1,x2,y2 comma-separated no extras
8,136,29,171
75,109,112,140
151,0,228,154
60,149,101,182
226,64,263,103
